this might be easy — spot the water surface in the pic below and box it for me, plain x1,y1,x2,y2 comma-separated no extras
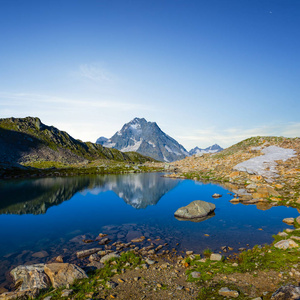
0,173,297,288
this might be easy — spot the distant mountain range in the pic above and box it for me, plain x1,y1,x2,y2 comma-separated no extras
96,117,189,162
189,144,223,156
96,117,223,162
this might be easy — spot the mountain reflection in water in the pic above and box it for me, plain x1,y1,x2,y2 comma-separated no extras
0,173,180,214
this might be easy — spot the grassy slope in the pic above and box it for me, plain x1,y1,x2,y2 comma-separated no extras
0,117,153,165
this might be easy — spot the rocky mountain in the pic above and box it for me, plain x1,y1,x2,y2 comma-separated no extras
96,117,189,162
0,117,153,168
189,144,223,156
96,136,108,144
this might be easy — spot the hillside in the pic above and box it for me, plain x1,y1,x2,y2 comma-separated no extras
0,117,154,170
160,136,300,208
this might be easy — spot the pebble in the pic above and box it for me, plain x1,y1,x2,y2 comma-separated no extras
61,289,73,297
210,253,222,261
106,281,118,289
145,258,155,265
218,287,239,298
190,271,201,278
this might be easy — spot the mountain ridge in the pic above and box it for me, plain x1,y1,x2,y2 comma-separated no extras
189,144,223,156
96,117,189,162
0,117,153,168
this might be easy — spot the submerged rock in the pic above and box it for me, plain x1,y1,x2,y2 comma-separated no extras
174,200,215,220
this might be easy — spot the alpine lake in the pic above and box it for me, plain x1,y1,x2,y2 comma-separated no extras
0,172,298,290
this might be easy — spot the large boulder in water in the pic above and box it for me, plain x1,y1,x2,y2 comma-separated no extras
174,200,216,220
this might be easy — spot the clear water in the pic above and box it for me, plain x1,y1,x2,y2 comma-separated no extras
0,173,298,288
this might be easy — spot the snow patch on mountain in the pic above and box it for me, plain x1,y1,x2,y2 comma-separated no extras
120,139,143,152
148,141,156,148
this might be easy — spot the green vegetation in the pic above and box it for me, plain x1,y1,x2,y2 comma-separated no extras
0,117,162,179
185,231,300,285
197,282,248,300
36,252,144,300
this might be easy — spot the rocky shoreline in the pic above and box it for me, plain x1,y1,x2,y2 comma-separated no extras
1,136,300,299
2,224,300,300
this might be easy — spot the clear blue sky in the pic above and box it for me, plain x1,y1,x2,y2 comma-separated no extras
0,0,299,149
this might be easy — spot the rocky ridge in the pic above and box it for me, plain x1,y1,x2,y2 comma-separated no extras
96,117,189,162
189,144,223,156
0,117,153,170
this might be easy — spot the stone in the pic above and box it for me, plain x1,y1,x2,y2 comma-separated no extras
296,216,300,225
106,281,118,289
0,289,40,300
31,251,49,258
186,251,194,255
89,253,100,262
44,263,87,288
76,248,102,258
271,284,300,299
61,289,73,297
174,200,215,220
278,232,288,237
218,287,239,298
212,193,222,198
86,261,104,270
210,253,222,261
100,253,120,263
190,271,201,278
274,239,299,250
145,258,155,265
10,264,50,291
98,237,111,245
283,218,295,225
230,198,240,203
55,255,64,263
131,236,145,243
252,186,280,199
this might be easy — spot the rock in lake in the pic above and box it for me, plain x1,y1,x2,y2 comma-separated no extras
44,263,87,288
212,193,222,198
174,200,215,220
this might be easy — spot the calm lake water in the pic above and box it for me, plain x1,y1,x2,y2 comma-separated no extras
0,172,298,288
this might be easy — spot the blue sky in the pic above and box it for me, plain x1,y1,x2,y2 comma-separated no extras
0,0,299,149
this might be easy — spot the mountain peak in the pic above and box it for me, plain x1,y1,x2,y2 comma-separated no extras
189,144,223,156
96,118,189,162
